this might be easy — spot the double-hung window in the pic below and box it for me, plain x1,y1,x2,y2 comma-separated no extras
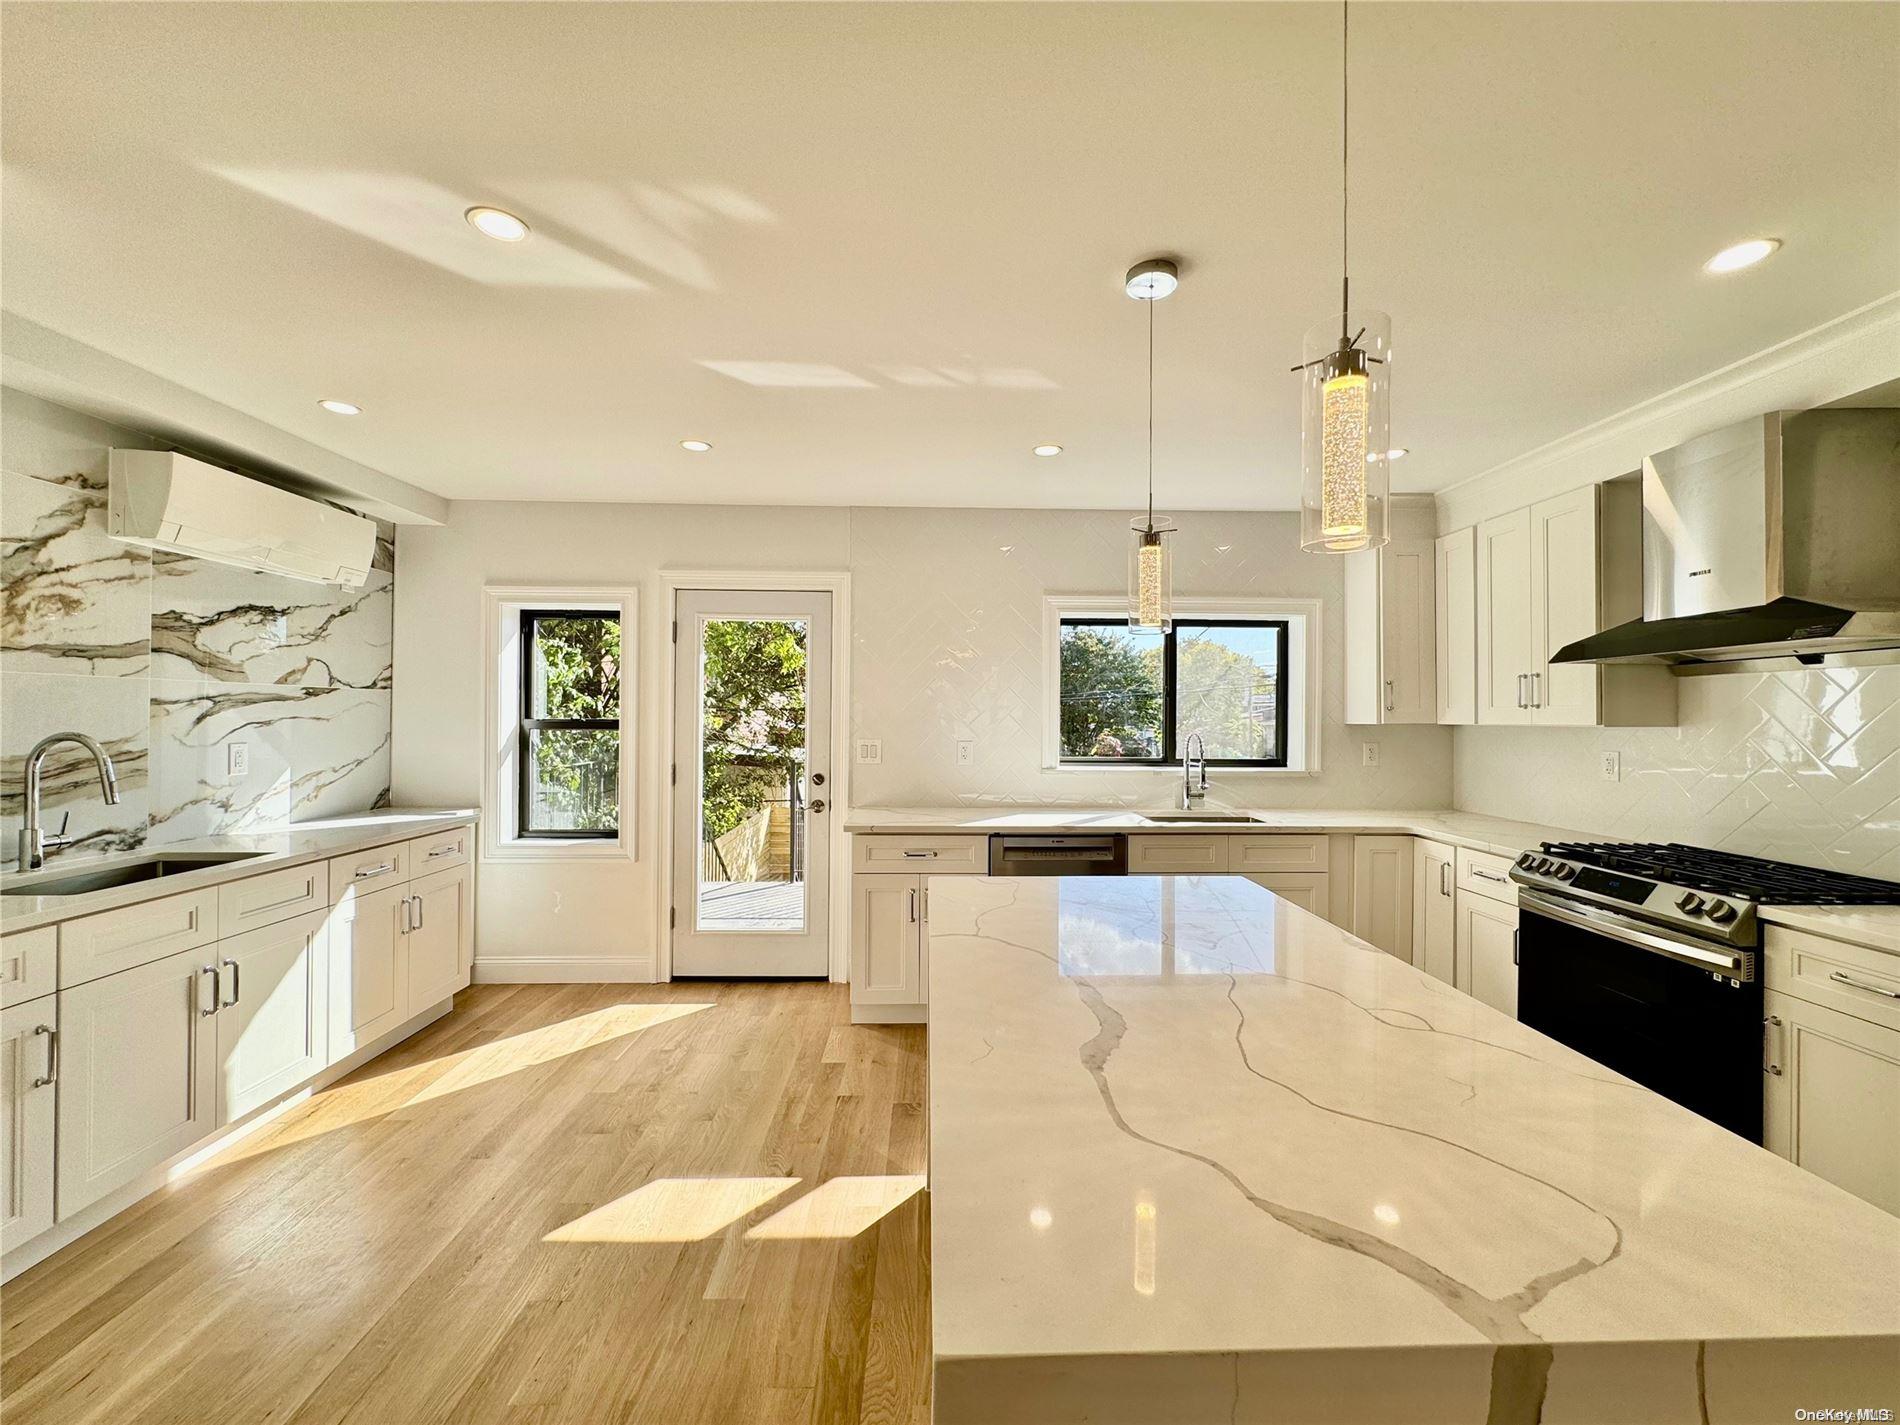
518,609,622,838
1056,616,1290,767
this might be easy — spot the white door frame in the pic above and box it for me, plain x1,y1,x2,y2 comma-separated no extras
655,570,851,984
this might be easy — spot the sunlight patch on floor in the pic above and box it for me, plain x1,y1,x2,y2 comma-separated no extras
544,1177,802,1243
744,1174,927,1240
189,1001,713,1174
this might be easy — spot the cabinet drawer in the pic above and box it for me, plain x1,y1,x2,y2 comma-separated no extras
408,825,471,876
1766,928,1900,1035
1128,835,1229,874
850,836,985,875
218,862,330,939
1456,847,1520,906
328,841,410,902
1,925,58,1008
1229,834,1329,874
60,888,219,988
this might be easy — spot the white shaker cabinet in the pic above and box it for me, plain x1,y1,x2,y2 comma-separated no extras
1475,507,1536,726
56,948,218,1221
1435,528,1476,725
1,999,58,1253
1344,502,1436,726
1763,989,1900,1217
328,882,411,1060
1349,836,1414,962
1244,873,1331,917
1527,486,1601,725
1411,839,1457,986
408,863,473,1010
851,875,925,1008
215,911,329,1125
1456,892,1519,1017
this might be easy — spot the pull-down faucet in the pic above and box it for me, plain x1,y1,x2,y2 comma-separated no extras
1180,731,1208,812
16,733,120,871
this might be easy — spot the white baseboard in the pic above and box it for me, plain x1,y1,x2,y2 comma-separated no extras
851,1003,927,1024
473,956,656,984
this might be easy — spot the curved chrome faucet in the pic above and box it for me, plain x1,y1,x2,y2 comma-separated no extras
1181,731,1208,812
17,732,120,871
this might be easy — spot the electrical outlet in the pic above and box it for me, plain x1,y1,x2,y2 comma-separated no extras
955,739,975,767
227,741,250,778
1361,741,1379,768
1599,751,1621,783
855,739,882,765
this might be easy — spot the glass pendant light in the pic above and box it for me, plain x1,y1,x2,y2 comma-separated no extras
1127,258,1179,630
1295,0,1391,554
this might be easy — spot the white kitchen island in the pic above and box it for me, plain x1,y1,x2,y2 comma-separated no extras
926,874,1900,1424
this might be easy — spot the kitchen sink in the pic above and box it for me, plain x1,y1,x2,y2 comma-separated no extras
1141,812,1269,825
2,851,267,897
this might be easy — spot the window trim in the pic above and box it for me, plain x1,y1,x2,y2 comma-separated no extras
1041,595,1323,775
1055,615,1291,768
516,608,622,840
482,585,639,863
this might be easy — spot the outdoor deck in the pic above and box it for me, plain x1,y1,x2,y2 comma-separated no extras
699,879,806,931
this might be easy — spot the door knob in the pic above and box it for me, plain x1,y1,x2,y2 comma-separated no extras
810,799,827,814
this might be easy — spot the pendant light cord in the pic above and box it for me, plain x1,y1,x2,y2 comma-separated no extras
1146,294,1155,529
1340,0,1350,341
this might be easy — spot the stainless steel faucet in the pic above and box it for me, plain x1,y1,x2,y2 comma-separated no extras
1180,731,1208,811
16,733,120,871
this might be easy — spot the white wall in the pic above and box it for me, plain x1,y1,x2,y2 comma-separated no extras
392,502,1452,977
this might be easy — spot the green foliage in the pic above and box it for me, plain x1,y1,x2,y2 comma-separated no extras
700,620,807,841
529,616,621,832
1176,631,1278,760
1059,625,1163,757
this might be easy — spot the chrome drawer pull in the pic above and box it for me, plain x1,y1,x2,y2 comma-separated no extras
354,861,397,880
1828,970,1900,1000
426,845,457,859
1469,867,1509,884
902,850,939,859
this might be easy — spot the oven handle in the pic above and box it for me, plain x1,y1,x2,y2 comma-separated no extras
1517,891,1753,980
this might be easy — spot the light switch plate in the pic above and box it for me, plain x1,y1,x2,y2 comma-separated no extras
1599,751,1621,782
856,739,882,765
227,741,250,778
1361,741,1379,768
955,739,975,767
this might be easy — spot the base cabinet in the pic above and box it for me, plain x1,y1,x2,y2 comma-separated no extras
1243,873,1330,917
1,1000,58,1253
329,883,410,1059
1764,988,1900,1216
1456,892,1519,1017
408,864,473,1009
216,912,328,1126
1412,840,1457,985
851,876,924,1007
56,949,217,1222
1350,836,1414,962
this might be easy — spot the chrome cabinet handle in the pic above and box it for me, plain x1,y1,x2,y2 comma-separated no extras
31,1024,57,1088
908,888,918,924
902,850,938,859
354,860,397,880
1828,970,1900,1000
1439,861,1451,897
1763,1013,1785,1076
413,894,424,931
1530,672,1543,708
1469,867,1509,884
1515,674,1528,709
1383,679,1395,713
200,964,221,1016
426,845,457,860
400,897,412,935
221,957,240,1008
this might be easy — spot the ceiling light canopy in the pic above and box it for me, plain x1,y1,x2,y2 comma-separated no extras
1704,238,1780,274
317,399,361,415
680,439,713,452
1124,258,1179,301
465,206,530,242
1032,444,1063,457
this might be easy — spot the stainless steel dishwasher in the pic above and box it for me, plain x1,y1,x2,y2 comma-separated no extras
987,834,1128,876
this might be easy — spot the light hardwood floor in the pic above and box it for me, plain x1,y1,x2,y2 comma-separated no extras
2,982,931,1425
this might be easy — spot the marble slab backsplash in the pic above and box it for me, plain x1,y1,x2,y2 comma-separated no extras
1,388,393,861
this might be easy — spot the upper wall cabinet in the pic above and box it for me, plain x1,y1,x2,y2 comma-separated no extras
1471,480,1675,728
1345,500,1436,726
1434,527,1476,725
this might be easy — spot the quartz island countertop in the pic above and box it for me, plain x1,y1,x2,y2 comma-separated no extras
925,873,1900,1423
1,808,478,933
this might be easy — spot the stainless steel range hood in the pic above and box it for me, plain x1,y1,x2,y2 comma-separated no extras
1552,408,1900,666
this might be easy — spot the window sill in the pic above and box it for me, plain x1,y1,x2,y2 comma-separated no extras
483,836,633,864
1041,764,1317,777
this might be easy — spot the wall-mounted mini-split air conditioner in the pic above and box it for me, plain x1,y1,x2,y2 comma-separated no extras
107,449,378,587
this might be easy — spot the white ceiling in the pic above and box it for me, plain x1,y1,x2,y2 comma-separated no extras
3,2,1896,512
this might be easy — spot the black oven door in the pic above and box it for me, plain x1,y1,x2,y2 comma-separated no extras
1516,897,1763,1143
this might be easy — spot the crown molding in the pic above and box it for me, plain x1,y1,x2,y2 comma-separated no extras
1435,292,1900,533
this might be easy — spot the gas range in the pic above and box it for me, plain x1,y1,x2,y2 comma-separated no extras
1508,841,1900,951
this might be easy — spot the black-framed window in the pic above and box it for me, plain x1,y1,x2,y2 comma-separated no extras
518,610,621,838
1057,617,1289,767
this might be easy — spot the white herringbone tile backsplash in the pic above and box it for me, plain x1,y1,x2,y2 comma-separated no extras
848,507,1454,809
1454,666,1900,878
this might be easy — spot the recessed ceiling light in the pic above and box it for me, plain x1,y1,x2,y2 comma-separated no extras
1704,238,1780,274
680,439,712,452
317,399,361,415
1032,444,1063,457
465,206,529,242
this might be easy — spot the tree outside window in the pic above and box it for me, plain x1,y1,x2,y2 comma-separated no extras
519,611,620,836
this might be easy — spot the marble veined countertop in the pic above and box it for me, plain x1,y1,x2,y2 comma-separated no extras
1,808,478,932
926,874,1900,1423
